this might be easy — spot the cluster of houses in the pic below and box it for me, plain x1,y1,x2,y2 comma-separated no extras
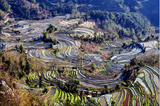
76,88,101,98
33,36,43,41
1,44,6,50
10,24,30,29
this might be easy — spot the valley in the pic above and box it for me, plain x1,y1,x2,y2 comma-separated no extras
0,14,159,105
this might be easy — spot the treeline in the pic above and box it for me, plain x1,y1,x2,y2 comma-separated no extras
74,32,117,44
88,10,153,39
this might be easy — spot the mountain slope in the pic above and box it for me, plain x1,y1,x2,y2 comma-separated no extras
0,0,52,20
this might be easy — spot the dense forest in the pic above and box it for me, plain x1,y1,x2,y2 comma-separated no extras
0,0,159,26
88,11,152,37
37,0,159,26
0,0,52,20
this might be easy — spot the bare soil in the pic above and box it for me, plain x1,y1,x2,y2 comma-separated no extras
82,42,98,53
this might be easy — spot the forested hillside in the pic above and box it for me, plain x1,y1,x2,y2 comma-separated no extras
124,0,159,26
0,0,158,26
0,0,52,20
89,11,151,37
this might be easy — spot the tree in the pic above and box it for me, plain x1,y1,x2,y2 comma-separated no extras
49,43,53,48
126,80,132,86
104,84,109,93
46,24,56,33
16,38,21,41
19,45,24,53
138,36,143,42
115,84,120,90
85,87,90,95
59,78,80,93
15,45,18,50
42,88,48,94
39,76,42,88
91,63,96,71
138,60,145,66
32,0,36,4
81,34,85,40
25,60,31,75
111,100,116,106
42,31,49,40
51,38,59,45
0,50,4,57
130,57,136,66
2,55,5,62
19,57,24,70
122,82,126,86
0,26,2,33
5,57,12,69
104,33,107,39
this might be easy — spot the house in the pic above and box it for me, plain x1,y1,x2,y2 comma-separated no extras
89,91,92,95
97,92,101,96
1,44,6,49
87,95,92,98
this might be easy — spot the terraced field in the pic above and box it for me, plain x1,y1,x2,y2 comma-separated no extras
58,19,80,27
105,66,160,106
46,88,82,105
71,27,95,37
2,15,159,106
111,41,158,64
79,21,96,29
11,16,65,41
28,34,80,64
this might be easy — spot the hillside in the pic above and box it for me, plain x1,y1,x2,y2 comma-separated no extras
36,0,159,26
0,0,159,106
0,0,52,20
140,0,159,26
124,0,159,26
0,0,158,27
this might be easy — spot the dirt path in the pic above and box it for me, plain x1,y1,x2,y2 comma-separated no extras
99,97,106,106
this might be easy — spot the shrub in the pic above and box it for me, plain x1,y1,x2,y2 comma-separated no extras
111,100,116,106
122,82,126,86
50,43,53,48
91,63,96,71
115,84,120,90
50,83,54,86
16,38,21,41
13,83,16,88
42,88,48,94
